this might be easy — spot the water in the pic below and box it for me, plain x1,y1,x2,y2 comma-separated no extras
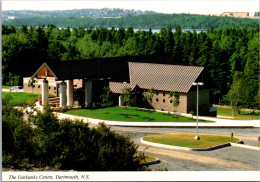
133,28,208,33
60,27,208,34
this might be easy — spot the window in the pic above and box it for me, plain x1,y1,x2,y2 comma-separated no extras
156,92,159,96
38,85,40,89
163,99,165,103
170,100,172,103
156,98,159,102
163,93,165,96
49,87,51,89
54,87,56,90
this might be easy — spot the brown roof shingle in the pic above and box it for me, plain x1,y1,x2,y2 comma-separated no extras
109,82,138,94
129,62,204,93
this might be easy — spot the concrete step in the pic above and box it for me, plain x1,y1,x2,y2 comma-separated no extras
48,97,60,101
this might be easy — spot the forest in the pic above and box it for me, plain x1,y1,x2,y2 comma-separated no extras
3,13,258,29
2,24,259,110
2,8,156,20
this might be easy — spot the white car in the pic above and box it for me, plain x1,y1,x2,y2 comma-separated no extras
10,86,23,91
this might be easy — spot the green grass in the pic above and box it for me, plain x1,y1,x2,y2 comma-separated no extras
2,92,40,105
66,106,213,122
143,134,240,149
217,106,260,120
2,85,10,89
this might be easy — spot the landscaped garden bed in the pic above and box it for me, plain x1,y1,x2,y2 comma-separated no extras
143,134,240,149
65,106,214,122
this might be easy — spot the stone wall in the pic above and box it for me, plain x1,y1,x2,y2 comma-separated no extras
150,91,188,113
23,77,59,96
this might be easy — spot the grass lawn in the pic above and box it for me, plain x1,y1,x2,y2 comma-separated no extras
2,92,40,105
66,106,213,122
143,134,240,149
2,85,10,89
217,106,260,120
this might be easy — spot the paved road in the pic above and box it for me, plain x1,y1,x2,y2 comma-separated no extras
110,126,260,171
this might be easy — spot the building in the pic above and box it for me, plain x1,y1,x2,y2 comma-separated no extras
222,12,249,17
24,57,213,115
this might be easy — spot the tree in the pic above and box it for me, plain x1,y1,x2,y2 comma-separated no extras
142,88,155,113
121,87,134,119
100,86,113,114
122,87,134,111
8,72,20,88
226,72,245,116
169,91,180,118
243,35,259,114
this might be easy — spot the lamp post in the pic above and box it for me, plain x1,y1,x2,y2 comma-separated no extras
192,82,204,140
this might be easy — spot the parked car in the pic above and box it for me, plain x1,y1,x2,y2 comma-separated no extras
10,86,23,91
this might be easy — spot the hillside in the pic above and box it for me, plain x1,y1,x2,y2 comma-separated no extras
2,8,157,20
3,12,258,29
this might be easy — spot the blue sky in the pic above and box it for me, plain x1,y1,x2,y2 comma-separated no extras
2,0,259,15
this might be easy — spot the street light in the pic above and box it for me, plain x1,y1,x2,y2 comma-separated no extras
192,82,204,140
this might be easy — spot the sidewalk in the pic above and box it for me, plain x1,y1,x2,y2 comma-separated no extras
2,89,24,92
54,112,260,128
24,103,260,128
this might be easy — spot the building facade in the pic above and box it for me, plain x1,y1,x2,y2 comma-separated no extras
24,58,213,115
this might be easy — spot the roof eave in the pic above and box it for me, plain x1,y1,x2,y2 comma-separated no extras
32,62,59,80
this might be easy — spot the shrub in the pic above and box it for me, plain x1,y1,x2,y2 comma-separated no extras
3,101,142,170
2,96,34,167
28,105,141,170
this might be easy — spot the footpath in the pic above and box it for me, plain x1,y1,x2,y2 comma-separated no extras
22,104,260,128
55,112,260,128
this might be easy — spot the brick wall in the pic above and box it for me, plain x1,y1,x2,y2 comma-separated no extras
150,91,188,113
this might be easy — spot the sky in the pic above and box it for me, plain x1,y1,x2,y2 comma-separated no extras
2,0,259,15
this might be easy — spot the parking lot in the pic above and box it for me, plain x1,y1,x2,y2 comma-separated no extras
111,126,260,171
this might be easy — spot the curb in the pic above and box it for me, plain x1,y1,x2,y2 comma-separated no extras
141,138,193,151
192,143,231,151
55,112,259,128
230,142,260,151
140,158,161,166
141,137,237,151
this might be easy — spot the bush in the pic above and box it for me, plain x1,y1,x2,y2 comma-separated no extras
2,96,34,167
3,101,142,170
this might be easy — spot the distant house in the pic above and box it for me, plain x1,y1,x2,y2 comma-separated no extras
222,12,249,17
23,57,213,115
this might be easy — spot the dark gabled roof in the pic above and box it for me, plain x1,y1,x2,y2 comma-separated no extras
109,82,138,94
129,62,204,93
33,59,130,81
31,55,176,81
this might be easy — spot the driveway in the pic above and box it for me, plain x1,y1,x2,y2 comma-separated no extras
111,126,260,171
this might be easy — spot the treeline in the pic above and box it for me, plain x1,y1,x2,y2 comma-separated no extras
3,8,157,20
3,97,143,170
3,13,258,29
2,25,259,109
